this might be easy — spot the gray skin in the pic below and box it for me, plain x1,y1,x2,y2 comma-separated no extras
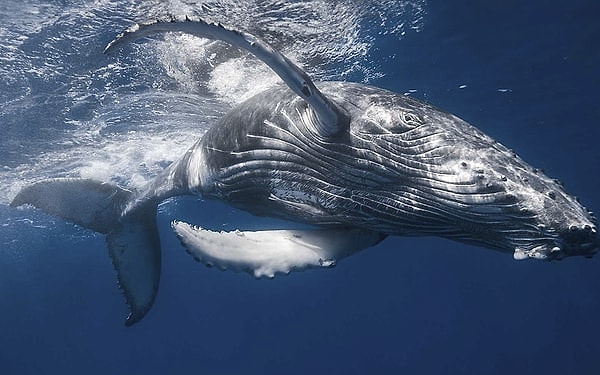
144,80,598,260
11,16,599,326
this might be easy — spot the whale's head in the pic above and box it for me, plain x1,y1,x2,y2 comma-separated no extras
342,85,599,260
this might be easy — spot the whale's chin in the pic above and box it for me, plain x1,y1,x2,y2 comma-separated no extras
512,232,599,261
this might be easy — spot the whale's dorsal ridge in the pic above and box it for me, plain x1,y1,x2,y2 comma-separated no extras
104,15,349,139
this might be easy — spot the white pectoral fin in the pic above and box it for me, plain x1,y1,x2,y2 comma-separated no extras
171,221,384,278
105,16,349,138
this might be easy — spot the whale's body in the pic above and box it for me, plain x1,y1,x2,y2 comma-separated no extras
11,16,599,325
153,81,596,254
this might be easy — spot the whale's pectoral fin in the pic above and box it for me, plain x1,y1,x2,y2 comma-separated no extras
171,221,385,278
104,15,349,139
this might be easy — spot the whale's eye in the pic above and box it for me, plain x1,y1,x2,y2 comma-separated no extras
402,112,423,126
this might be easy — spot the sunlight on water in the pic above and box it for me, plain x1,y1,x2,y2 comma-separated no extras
0,0,427,204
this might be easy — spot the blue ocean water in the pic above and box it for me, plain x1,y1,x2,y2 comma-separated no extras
1,0,599,374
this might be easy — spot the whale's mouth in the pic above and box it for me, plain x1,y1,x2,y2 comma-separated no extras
513,244,597,261
559,224,599,259
513,226,599,261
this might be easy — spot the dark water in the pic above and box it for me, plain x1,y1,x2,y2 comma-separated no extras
1,0,600,374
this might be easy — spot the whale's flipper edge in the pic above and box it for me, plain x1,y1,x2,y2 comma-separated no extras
172,221,385,278
104,15,349,139
11,178,160,326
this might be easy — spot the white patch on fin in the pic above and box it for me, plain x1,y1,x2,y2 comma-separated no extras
171,221,383,278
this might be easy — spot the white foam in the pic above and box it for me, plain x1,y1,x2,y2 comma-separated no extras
0,0,427,204
208,57,279,105
149,0,427,99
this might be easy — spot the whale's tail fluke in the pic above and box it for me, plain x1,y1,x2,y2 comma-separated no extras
10,178,161,326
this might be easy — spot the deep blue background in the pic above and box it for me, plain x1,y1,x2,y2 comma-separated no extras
2,1,600,374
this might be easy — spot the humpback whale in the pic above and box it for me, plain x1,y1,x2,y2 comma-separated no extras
11,16,599,325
